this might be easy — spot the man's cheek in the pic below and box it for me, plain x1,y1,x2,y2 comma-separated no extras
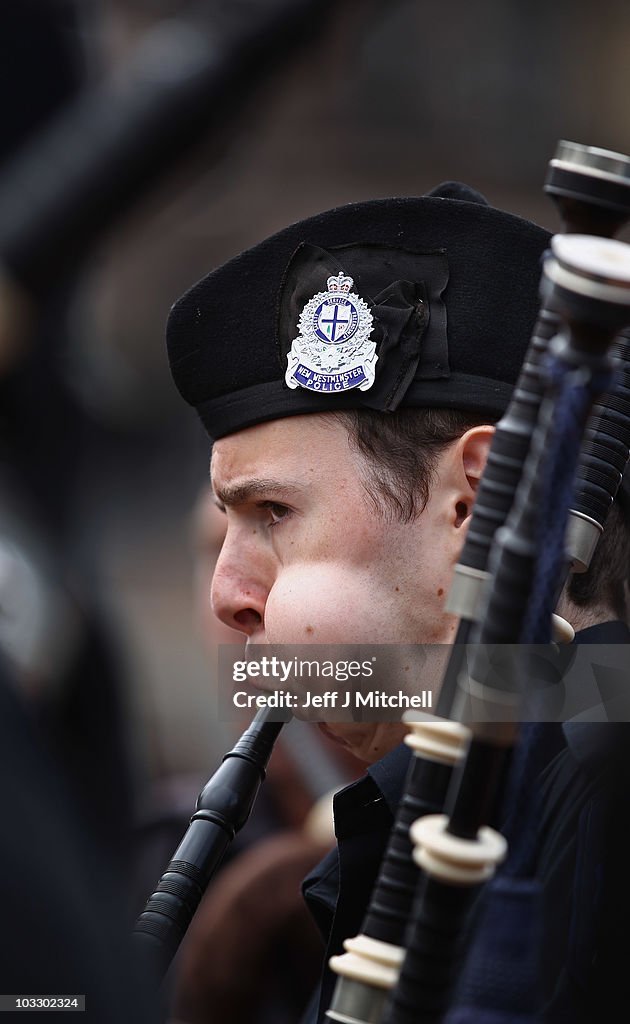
265,565,367,643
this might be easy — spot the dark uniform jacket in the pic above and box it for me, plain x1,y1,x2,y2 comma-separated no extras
300,622,630,1024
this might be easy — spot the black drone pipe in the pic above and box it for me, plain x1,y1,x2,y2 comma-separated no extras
437,140,630,716
567,328,630,574
479,238,630,646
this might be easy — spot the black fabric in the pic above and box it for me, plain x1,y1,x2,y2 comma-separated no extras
195,371,516,442
167,187,551,441
424,181,490,204
300,622,630,1024
300,744,412,1023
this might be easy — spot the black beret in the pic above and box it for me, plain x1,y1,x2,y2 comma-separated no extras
167,183,551,440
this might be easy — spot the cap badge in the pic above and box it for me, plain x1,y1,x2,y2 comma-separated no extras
285,272,377,393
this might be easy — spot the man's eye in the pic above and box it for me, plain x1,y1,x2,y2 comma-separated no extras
259,501,291,526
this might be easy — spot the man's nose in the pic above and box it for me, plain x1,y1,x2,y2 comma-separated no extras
210,536,270,637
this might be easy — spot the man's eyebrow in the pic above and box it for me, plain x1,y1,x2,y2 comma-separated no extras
212,478,304,508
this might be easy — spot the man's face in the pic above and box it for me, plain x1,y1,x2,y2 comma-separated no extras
210,413,463,761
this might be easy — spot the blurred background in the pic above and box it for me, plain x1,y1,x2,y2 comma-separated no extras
1,0,629,1020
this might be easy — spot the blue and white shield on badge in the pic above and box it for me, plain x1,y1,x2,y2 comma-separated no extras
285,272,377,394
313,295,359,344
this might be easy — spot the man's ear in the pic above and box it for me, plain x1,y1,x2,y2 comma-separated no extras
461,425,495,493
451,425,495,528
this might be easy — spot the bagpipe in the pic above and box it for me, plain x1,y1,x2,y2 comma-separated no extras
133,140,630,1023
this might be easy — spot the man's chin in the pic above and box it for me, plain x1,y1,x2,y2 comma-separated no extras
317,722,349,747
316,721,407,765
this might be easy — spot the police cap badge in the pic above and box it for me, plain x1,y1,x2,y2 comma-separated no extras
285,271,376,394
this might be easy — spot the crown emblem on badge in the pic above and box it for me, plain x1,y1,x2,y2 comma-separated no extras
326,272,353,294
285,270,377,393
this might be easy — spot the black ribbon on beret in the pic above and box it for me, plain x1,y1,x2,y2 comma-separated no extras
276,242,450,412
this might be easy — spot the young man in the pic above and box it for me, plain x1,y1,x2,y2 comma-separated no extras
167,182,630,1022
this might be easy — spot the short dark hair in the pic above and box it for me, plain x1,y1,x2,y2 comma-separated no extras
334,407,490,523
568,499,630,620
335,407,630,620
